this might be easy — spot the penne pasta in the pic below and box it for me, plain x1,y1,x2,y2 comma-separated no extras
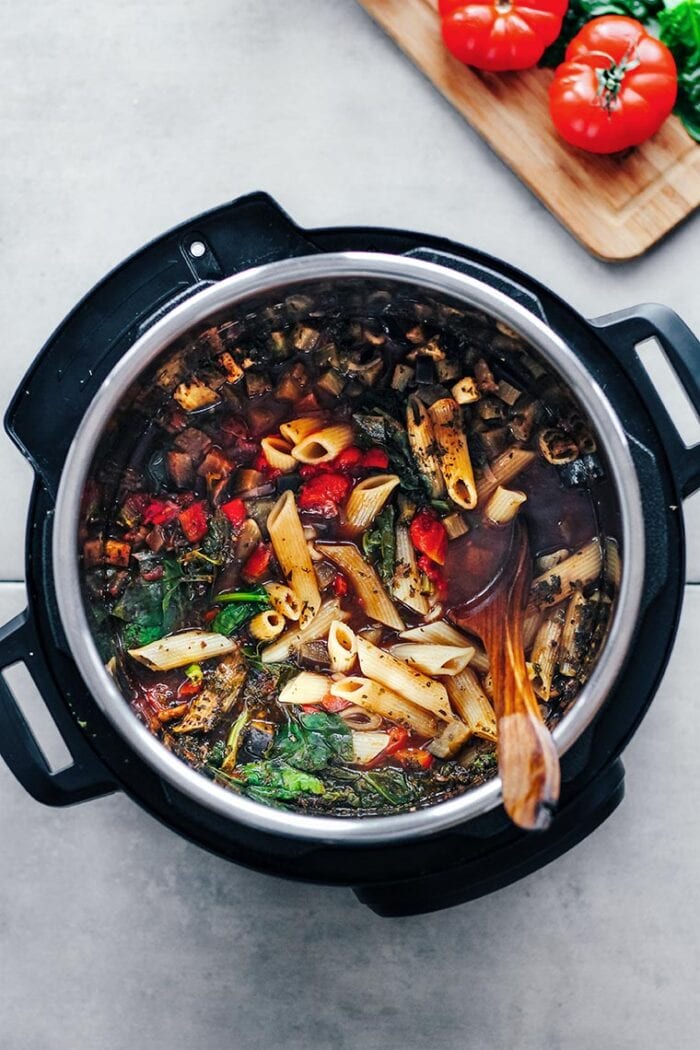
351,731,391,765
356,636,452,720
523,605,542,650
291,424,354,464
316,542,405,631
559,588,587,677
406,395,445,498
328,620,358,674
344,474,400,533
249,609,285,642
279,415,324,445
529,538,603,609
330,677,440,738
428,397,477,510
428,719,472,758
390,643,475,677
261,598,349,663
128,631,236,671
605,536,622,590
400,620,489,673
278,671,333,706
267,491,321,628
445,669,497,741
391,523,429,615
530,605,565,700
484,485,527,525
476,447,537,504
264,582,301,622
260,435,297,473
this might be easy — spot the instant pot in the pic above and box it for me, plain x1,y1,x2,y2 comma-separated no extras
1,192,698,915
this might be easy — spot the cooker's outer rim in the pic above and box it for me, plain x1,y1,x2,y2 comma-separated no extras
52,251,646,845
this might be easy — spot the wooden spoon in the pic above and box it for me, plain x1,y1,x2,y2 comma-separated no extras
445,521,560,830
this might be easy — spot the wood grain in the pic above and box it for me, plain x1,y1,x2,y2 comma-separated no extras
357,0,700,261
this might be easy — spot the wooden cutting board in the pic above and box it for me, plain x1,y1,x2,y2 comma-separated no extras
356,0,700,261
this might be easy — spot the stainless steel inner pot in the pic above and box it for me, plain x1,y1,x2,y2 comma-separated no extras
52,252,645,844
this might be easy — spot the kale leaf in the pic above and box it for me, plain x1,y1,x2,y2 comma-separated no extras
211,584,270,636
239,761,325,801
353,407,430,501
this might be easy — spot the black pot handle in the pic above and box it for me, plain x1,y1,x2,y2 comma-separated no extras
6,192,318,497
0,610,115,806
590,304,700,498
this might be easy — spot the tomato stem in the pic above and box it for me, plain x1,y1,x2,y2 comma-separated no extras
590,45,640,111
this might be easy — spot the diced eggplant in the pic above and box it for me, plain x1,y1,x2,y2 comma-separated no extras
173,428,213,459
231,469,275,499
167,450,196,488
315,369,346,398
269,331,289,356
276,474,302,494
173,377,220,412
245,371,272,399
103,540,132,568
291,325,320,352
197,449,235,479
392,363,414,391
474,358,498,394
414,357,435,385
83,538,104,566
299,639,331,670
239,723,274,761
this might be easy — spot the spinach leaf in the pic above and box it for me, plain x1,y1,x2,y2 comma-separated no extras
274,712,353,772
361,768,418,807
112,576,165,646
239,761,325,801
659,0,700,141
362,505,396,584
353,407,430,501
201,510,230,563
211,584,270,635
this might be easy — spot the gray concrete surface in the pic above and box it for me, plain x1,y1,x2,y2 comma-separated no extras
0,2,699,1047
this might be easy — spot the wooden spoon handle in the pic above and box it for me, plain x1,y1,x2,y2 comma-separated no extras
486,539,561,830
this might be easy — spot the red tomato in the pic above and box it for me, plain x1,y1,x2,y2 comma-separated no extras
384,725,410,757
439,0,567,72
143,498,180,526
242,542,272,581
334,447,364,472
332,573,349,597
178,501,209,543
410,509,448,566
394,748,435,771
221,497,247,528
417,554,448,601
298,472,352,515
177,679,203,700
549,17,677,154
321,695,352,713
362,448,390,470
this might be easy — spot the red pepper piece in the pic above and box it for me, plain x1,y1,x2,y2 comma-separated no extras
221,497,247,528
178,501,209,543
143,499,181,527
203,608,219,624
394,747,434,771
298,472,352,515
242,541,272,582
410,509,448,566
362,448,390,470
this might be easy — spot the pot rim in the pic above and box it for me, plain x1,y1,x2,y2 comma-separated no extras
53,251,645,845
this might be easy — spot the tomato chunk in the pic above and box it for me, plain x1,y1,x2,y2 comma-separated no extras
332,572,349,597
242,541,272,581
394,747,434,771
178,501,209,543
221,497,247,528
410,509,448,566
417,554,448,601
362,448,390,470
298,472,352,515
143,498,180,526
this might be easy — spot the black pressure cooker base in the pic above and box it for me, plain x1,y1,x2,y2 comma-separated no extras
1,192,698,915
